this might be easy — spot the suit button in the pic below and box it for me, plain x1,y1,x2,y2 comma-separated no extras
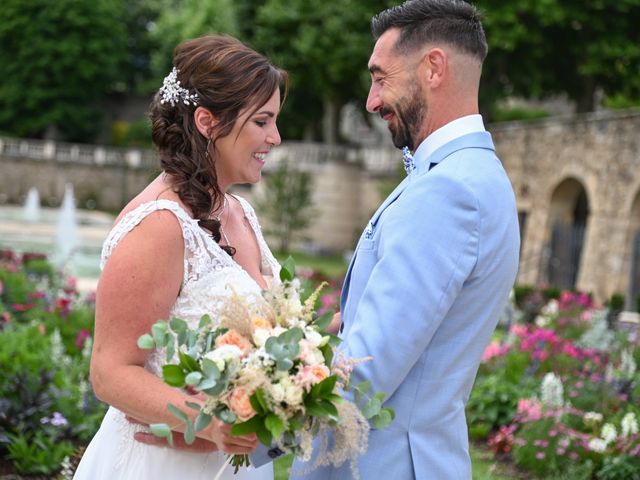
339,322,344,333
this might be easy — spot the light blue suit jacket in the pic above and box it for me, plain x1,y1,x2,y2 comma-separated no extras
291,131,520,479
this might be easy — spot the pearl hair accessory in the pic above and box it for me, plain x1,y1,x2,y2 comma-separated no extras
159,67,199,107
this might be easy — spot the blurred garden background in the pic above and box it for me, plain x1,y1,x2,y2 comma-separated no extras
1,0,640,478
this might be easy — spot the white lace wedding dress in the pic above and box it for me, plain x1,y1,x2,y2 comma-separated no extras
74,197,278,480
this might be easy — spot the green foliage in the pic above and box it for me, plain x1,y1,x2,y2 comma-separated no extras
7,431,74,475
477,0,640,114
149,0,238,82
251,0,395,142
0,0,129,141
255,161,314,253
597,454,640,480
491,106,549,123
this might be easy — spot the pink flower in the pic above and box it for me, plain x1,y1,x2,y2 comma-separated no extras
75,329,91,349
536,452,546,459
510,324,528,337
294,364,330,391
517,398,542,422
569,452,579,460
481,341,509,362
215,329,253,357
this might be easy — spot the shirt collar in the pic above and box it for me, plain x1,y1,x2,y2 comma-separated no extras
412,114,486,167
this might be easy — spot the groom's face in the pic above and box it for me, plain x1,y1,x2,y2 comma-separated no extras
366,28,427,151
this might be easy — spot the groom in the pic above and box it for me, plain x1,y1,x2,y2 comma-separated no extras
293,0,520,478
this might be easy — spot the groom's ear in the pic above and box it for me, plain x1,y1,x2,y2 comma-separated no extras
193,107,219,138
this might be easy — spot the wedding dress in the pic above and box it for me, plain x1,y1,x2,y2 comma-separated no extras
74,198,278,480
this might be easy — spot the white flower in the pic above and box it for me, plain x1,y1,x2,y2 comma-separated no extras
601,423,617,445
540,372,564,408
304,329,323,347
204,345,242,371
621,412,639,437
535,315,550,328
620,349,637,381
584,411,603,424
542,299,559,315
284,382,304,406
270,383,286,404
252,328,270,348
588,438,608,453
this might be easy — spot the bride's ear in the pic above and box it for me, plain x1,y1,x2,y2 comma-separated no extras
194,107,218,138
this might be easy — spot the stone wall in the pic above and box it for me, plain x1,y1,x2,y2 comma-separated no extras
2,108,640,303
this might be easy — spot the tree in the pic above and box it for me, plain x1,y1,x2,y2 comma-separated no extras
0,0,128,141
149,0,238,82
252,0,395,143
254,162,314,253
478,0,640,113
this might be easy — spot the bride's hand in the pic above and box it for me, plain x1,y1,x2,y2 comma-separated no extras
206,417,259,455
127,415,218,452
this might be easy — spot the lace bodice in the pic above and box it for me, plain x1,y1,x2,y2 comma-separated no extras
100,197,281,375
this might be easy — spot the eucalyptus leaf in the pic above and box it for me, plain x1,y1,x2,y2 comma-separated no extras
137,334,155,349
184,418,195,444
150,423,173,446
276,358,294,371
361,396,382,419
201,359,221,380
371,408,395,429
170,317,187,334
185,371,202,386
168,404,189,423
152,322,169,346
185,401,201,411
218,409,237,424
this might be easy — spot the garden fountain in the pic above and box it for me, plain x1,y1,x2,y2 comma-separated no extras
0,186,114,291
54,184,79,268
23,187,41,223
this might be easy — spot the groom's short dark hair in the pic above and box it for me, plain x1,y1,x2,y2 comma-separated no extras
371,0,488,62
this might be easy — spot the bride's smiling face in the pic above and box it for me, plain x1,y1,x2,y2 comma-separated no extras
213,88,281,189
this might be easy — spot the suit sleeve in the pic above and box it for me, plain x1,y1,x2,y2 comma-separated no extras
340,173,480,400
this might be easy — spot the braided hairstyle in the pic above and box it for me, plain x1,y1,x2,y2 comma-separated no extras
150,35,288,256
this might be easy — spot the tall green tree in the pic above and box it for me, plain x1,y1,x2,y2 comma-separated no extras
0,0,128,141
253,0,395,143
478,0,640,113
149,0,238,81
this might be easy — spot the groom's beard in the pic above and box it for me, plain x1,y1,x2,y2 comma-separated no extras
381,86,427,151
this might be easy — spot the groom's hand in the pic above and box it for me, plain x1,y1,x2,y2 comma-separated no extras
327,311,341,334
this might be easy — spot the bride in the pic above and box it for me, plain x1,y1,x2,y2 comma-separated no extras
73,34,287,479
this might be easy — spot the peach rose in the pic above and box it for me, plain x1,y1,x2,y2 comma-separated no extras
228,387,256,421
215,329,253,356
294,364,330,391
251,316,272,330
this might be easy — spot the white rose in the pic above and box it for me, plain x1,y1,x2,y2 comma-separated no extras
622,412,639,437
252,328,270,348
284,383,304,406
304,329,323,347
204,345,242,370
304,349,325,366
270,383,286,403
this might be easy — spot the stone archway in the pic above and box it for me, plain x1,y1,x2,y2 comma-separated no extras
627,191,640,311
545,178,590,290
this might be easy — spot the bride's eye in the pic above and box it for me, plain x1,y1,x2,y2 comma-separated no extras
255,120,267,127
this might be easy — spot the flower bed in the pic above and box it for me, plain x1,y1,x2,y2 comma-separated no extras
468,288,640,479
0,249,107,477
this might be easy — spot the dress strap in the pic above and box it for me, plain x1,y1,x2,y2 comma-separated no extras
100,199,199,286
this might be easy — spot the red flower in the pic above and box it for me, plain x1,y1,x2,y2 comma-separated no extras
75,329,92,349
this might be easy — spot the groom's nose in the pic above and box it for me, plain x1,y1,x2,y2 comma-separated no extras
366,83,382,113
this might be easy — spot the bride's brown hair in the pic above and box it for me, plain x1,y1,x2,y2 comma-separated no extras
150,35,288,256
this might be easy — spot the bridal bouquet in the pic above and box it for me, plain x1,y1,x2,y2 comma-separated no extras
137,258,394,478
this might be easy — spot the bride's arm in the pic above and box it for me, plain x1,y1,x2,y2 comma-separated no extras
90,209,256,454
